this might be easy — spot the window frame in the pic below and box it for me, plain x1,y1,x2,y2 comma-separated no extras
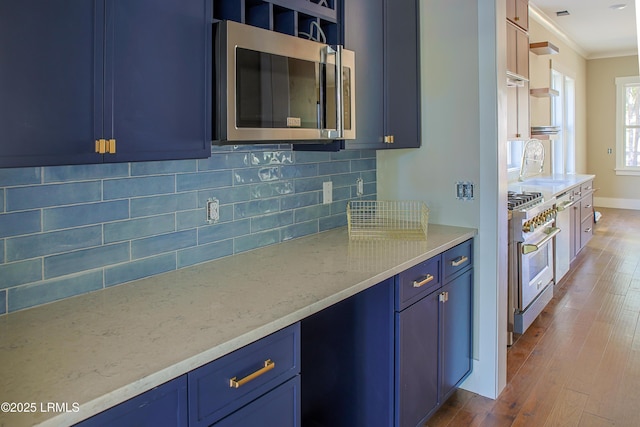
615,75,640,176
550,62,576,176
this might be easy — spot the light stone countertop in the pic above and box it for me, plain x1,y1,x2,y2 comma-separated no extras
0,224,476,427
508,174,596,201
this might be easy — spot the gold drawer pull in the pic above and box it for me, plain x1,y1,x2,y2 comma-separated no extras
451,256,468,267
413,274,434,288
229,359,275,388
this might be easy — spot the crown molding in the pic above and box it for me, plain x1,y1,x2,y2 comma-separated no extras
528,4,588,59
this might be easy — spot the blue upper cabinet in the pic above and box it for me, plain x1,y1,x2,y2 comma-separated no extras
0,0,212,168
342,0,421,149
0,0,104,167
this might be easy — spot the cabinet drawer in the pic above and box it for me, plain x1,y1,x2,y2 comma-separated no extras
443,240,473,282
188,324,300,427
572,185,583,198
396,256,441,310
581,180,594,194
212,376,300,427
581,194,594,222
580,215,594,249
75,376,187,427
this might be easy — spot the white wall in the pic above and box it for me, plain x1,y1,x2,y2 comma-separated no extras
377,0,507,398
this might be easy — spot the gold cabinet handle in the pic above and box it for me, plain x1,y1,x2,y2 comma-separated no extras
229,359,275,388
95,138,117,154
451,256,468,267
413,274,434,288
95,139,106,154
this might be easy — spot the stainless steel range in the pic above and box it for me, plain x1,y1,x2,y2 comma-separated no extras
507,191,560,345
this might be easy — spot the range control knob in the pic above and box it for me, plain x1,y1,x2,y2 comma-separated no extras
522,221,534,232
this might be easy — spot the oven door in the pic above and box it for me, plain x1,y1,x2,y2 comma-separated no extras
518,227,560,310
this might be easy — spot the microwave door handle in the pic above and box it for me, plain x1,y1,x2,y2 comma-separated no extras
334,45,344,139
320,46,344,139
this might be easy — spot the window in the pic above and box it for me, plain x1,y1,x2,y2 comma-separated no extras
507,140,525,172
615,76,640,175
550,68,576,175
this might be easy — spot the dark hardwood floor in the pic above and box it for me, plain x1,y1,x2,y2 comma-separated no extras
427,207,640,427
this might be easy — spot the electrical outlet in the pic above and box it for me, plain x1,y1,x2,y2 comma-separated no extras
356,178,364,197
323,181,332,204
607,148,613,154
206,198,219,223
456,182,474,200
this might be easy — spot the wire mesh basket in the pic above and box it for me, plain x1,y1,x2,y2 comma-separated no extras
347,200,429,241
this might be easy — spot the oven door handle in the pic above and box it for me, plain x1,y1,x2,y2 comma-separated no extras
521,227,561,255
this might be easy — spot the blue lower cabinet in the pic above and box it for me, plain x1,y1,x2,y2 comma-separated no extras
211,376,300,427
188,323,301,427
440,268,473,401
301,239,474,427
395,290,439,427
75,324,301,427
74,376,188,427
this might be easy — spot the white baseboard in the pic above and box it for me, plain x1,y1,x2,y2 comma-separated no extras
594,196,640,211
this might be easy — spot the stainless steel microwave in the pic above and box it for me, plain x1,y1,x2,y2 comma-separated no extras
214,20,356,143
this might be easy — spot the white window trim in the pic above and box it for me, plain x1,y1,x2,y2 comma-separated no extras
615,75,640,176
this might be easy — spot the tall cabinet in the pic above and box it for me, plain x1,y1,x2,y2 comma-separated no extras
506,0,530,141
342,0,421,149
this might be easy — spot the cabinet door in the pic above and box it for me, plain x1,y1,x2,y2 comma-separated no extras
440,269,473,400
395,292,439,427
0,0,105,167
507,82,530,140
507,0,528,30
106,0,211,162
342,0,385,149
516,26,529,79
75,376,188,427
506,23,517,75
212,376,300,427
342,0,420,150
517,82,530,140
569,200,581,261
515,0,529,31
384,0,421,148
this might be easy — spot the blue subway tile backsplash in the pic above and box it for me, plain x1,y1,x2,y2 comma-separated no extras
0,145,376,314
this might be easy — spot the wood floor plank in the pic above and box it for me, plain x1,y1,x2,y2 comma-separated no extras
511,356,574,427
582,309,637,418
577,412,616,427
543,389,588,427
566,321,612,394
614,348,640,426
